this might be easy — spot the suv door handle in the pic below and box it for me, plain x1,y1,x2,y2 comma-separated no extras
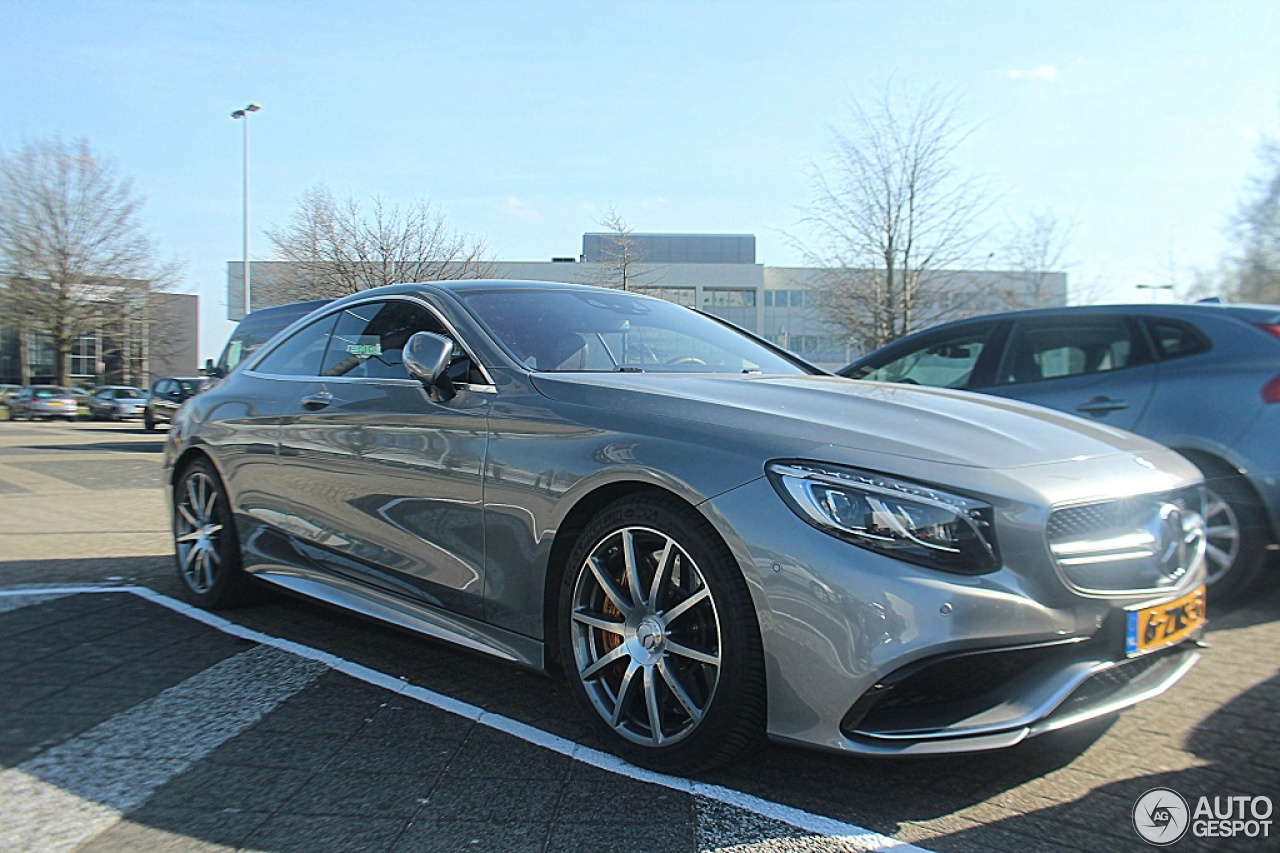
1076,396,1129,416
300,392,333,411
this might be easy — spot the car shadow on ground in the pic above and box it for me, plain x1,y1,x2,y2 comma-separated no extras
14,441,165,454
924,667,1280,853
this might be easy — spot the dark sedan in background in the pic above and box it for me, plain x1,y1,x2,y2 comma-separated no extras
145,376,207,431
165,281,1208,772
841,302,1280,601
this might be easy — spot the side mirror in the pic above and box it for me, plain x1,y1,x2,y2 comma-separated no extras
404,332,456,400
203,358,223,378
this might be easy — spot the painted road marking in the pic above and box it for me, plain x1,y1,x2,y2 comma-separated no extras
0,642,326,851
0,585,926,852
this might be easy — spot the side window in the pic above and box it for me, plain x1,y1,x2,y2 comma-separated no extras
852,324,996,389
1147,320,1210,360
997,318,1138,385
322,301,447,380
254,315,338,377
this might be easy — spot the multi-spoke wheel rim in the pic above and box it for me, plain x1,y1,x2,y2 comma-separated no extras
175,471,225,594
570,526,722,747
1201,487,1240,585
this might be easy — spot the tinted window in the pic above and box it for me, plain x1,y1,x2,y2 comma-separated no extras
997,318,1138,385
1147,320,1210,360
254,315,339,377
113,388,143,399
849,323,997,388
322,301,446,379
460,288,807,374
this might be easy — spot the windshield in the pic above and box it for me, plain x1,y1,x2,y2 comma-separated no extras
459,288,809,375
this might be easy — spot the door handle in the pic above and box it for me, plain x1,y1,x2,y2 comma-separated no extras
1076,396,1129,416
300,392,333,411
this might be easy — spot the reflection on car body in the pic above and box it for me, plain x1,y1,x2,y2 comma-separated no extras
165,280,1209,772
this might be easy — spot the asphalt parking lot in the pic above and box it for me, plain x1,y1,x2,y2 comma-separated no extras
0,420,1277,852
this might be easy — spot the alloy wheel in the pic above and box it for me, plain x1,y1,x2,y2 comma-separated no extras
1201,486,1241,586
569,526,722,747
175,470,225,594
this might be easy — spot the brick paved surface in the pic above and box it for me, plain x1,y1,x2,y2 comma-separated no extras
1,420,1276,852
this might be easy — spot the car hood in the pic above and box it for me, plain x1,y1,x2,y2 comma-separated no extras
529,372,1158,469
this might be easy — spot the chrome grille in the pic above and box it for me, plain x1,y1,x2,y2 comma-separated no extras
1047,487,1205,594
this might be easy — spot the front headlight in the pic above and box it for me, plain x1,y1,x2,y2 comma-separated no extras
767,462,999,574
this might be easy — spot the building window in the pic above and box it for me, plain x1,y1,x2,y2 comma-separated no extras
702,289,756,308
71,335,98,378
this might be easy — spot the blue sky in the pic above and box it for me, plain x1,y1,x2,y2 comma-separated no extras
1,0,1277,360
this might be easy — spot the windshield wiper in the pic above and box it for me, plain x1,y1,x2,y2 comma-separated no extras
617,366,645,373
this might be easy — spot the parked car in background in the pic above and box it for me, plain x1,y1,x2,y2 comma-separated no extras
165,280,1208,772
144,377,207,430
7,386,80,421
841,302,1280,601
206,299,334,381
0,384,19,406
88,385,148,421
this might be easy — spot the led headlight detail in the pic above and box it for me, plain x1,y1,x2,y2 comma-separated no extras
768,462,999,574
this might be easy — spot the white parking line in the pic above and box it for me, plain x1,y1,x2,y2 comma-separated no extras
0,585,927,852
0,591,65,614
0,642,325,851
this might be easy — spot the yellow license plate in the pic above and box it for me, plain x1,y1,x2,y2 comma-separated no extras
1126,585,1206,656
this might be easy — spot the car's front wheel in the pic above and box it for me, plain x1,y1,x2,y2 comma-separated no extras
173,458,252,608
559,494,765,773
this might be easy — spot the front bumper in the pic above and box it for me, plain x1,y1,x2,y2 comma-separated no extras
704,471,1206,756
836,632,1200,754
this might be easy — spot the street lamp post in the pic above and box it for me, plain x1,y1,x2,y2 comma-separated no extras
1135,283,1175,304
231,103,261,319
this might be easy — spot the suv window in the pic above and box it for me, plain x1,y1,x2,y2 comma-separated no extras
255,315,340,377
322,301,447,379
997,318,1139,385
851,323,998,388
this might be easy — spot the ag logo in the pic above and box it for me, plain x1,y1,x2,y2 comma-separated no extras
1133,787,1190,845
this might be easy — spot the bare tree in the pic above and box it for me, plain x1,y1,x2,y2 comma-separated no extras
1226,137,1280,303
0,136,178,386
799,84,990,350
998,208,1074,308
580,208,663,292
264,185,493,302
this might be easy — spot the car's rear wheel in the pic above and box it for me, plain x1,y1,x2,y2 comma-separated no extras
559,494,765,773
1200,474,1269,604
173,458,252,608
144,412,157,431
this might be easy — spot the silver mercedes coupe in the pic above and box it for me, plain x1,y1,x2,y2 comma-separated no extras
164,280,1209,772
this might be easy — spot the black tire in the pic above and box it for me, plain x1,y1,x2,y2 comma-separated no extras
144,412,157,431
172,457,253,608
559,493,766,773
1198,470,1270,605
